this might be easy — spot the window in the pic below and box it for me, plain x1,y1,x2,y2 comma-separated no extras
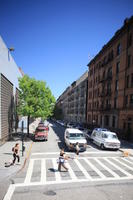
116,62,120,74
107,67,112,78
131,74,133,87
117,43,121,55
128,34,132,47
112,116,116,128
104,115,109,126
115,80,118,91
125,95,128,106
114,97,117,109
128,55,131,68
130,94,133,104
103,71,105,79
126,75,129,88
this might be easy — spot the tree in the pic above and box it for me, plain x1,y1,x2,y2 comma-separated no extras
18,75,55,135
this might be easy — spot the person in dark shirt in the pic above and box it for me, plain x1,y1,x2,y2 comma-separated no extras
12,143,20,165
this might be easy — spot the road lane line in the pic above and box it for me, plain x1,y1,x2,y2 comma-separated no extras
40,159,46,183
104,158,132,177
31,151,121,156
94,158,120,178
123,158,133,165
66,162,77,180
74,159,92,180
24,159,34,184
113,158,133,171
3,184,16,200
83,158,106,179
52,158,61,181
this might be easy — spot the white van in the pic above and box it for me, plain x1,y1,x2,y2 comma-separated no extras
64,128,87,151
91,128,120,150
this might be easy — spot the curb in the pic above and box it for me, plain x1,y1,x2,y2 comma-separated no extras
17,141,33,173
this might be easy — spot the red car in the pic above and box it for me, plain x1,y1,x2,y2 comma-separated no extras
38,122,49,131
34,126,48,141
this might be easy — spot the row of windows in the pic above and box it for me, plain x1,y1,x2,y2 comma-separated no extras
125,94,133,105
89,32,132,76
126,73,133,88
87,114,116,128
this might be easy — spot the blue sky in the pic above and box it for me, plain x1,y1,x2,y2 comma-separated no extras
0,0,133,99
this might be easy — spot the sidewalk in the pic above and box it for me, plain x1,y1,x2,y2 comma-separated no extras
0,118,41,200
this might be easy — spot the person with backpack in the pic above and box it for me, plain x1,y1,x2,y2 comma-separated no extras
12,143,20,165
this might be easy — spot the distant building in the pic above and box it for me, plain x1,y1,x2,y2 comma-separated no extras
0,36,22,143
56,71,88,125
87,16,133,141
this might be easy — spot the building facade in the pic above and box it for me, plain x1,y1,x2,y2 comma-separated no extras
87,16,133,141
56,71,88,125
0,36,22,143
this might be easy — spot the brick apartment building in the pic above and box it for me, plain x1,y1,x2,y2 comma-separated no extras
87,16,133,141
0,36,22,144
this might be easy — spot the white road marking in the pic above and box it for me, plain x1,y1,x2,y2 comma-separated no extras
83,157,106,179
40,159,46,183
74,159,92,180
52,158,61,181
124,158,133,165
24,159,34,184
94,158,120,178
3,156,133,200
31,151,121,156
3,184,16,200
113,158,133,171
104,158,132,177
67,162,78,180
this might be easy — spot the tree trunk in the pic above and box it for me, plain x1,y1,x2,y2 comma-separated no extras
27,115,30,136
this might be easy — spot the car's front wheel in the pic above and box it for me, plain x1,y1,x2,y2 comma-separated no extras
100,143,105,150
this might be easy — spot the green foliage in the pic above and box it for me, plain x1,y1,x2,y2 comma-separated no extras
18,75,55,119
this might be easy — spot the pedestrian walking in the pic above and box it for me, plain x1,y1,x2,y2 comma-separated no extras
12,143,20,165
58,149,69,172
75,142,80,155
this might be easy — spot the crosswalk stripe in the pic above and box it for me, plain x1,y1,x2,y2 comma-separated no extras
104,158,132,177
40,159,46,183
67,162,77,180
24,159,34,184
123,158,133,165
83,158,106,179
52,158,61,181
113,158,133,171
94,158,120,178
74,159,92,180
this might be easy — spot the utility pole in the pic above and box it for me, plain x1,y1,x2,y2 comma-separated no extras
21,121,25,157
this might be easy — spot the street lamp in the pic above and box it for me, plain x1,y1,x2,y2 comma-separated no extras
8,47,15,61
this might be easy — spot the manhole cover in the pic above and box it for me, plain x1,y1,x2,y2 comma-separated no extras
43,190,56,196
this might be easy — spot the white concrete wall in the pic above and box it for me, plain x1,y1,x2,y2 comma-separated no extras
0,36,22,93
0,36,22,139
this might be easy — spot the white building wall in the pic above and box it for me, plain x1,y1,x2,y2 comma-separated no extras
0,36,22,93
0,36,22,140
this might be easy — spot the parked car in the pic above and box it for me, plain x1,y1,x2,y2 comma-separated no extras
64,128,87,151
38,122,49,131
34,126,48,141
91,128,120,150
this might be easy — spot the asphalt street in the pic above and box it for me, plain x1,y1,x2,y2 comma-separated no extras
1,121,133,200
